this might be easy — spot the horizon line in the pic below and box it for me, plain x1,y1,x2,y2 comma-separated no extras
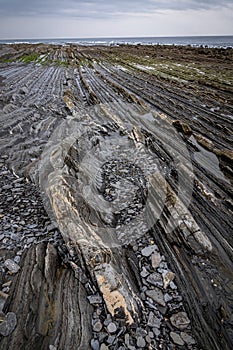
1,34,233,41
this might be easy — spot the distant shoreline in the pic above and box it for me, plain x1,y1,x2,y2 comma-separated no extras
1,35,233,48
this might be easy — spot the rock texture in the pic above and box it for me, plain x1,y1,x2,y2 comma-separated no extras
0,43,232,350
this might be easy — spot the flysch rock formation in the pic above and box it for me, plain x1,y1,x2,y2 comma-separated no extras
0,43,232,350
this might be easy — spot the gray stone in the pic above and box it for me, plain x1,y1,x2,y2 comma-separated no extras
91,339,100,350
151,252,162,268
164,293,173,302
169,281,177,290
93,321,103,332
140,267,149,278
146,288,165,306
136,327,147,337
148,312,161,328
107,322,117,334
170,312,190,330
141,245,157,257
14,256,21,264
88,295,103,304
170,332,185,345
180,332,196,345
152,327,160,337
147,272,163,287
49,346,57,350
106,335,116,344
163,271,176,289
27,237,35,244
100,344,109,350
137,336,146,348
2,185,12,190
0,312,17,336
4,259,20,273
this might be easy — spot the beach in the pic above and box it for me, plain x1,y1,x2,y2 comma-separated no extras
0,43,232,350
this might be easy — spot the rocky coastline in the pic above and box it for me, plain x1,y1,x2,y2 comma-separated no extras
0,43,232,350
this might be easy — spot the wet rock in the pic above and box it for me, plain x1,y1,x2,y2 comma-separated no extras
91,339,100,350
0,312,17,336
100,344,109,350
88,295,103,304
153,327,160,337
4,259,20,273
136,327,147,337
137,336,146,348
147,312,161,328
147,272,163,287
164,293,173,302
141,245,157,257
180,332,196,345
107,322,117,334
172,120,192,135
151,252,162,269
106,335,116,344
140,267,149,278
163,271,175,289
93,321,103,332
170,312,190,330
14,256,20,264
170,331,185,346
49,346,57,350
146,288,165,306
169,282,177,290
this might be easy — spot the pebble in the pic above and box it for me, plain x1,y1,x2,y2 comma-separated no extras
169,281,177,290
4,259,20,273
147,272,163,287
151,252,162,268
140,267,149,278
146,288,165,306
147,312,161,328
164,293,173,302
170,332,185,345
163,271,175,289
153,327,160,337
93,321,103,332
136,327,147,337
181,332,196,345
137,336,146,348
49,346,57,350
14,256,21,264
106,335,116,344
107,322,117,334
100,344,108,350
170,312,190,330
91,339,100,350
141,245,157,257
0,312,17,336
88,295,103,304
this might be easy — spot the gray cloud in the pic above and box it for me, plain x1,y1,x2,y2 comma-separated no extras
0,0,232,18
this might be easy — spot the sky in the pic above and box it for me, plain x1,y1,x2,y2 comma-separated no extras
0,0,233,39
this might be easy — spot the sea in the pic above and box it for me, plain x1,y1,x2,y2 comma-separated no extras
0,35,233,48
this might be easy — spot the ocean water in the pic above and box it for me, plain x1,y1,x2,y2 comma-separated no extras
0,35,233,48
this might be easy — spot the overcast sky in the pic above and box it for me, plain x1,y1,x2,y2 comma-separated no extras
0,0,232,39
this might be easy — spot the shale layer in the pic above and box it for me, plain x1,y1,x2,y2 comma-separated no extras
0,43,233,350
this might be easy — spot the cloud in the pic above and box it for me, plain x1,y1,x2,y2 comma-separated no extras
0,1,232,39
0,0,232,18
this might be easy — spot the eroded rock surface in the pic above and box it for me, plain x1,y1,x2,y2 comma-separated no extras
0,43,232,350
